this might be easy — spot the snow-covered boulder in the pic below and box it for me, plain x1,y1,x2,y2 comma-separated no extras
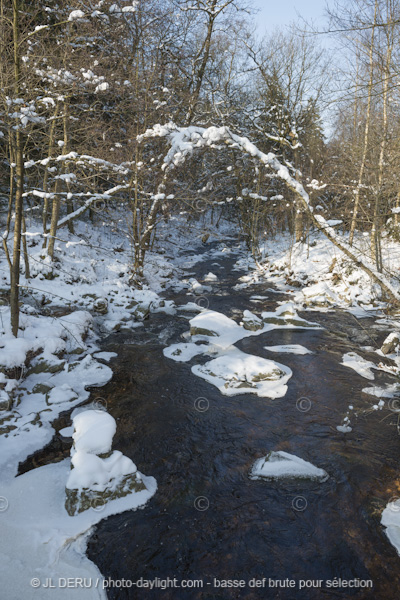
93,297,108,315
381,332,400,355
250,451,328,481
191,348,292,398
65,410,146,516
242,310,263,331
261,302,321,329
71,410,116,456
189,310,244,346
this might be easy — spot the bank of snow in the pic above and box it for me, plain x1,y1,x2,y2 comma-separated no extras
236,232,400,315
0,307,113,479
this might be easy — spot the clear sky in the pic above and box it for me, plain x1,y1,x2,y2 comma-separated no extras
251,0,329,36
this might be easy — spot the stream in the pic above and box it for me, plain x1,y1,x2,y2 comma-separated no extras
82,241,400,599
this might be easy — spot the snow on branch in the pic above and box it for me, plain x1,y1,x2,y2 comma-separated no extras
23,152,130,175
138,123,310,204
56,185,129,228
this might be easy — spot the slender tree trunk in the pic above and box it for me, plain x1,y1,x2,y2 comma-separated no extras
3,137,14,270
10,0,24,336
372,1,393,272
42,101,60,247
349,0,377,246
185,2,217,125
21,212,30,279
10,131,24,336
47,101,68,259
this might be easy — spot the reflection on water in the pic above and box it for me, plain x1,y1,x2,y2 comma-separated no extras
86,247,400,599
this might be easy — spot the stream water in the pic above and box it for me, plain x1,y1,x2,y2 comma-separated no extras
82,242,400,599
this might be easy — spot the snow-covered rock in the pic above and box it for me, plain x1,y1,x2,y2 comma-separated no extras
242,310,263,331
189,310,244,346
163,342,209,362
192,348,292,398
381,332,400,355
250,451,328,481
261,302,322,329
71,410,116,456
66,410,147,516
264,344,312,355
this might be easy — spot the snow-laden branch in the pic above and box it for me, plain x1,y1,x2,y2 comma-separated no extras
56,185,129,228
139,123,310,202
139,123,400,305
23,152,130,175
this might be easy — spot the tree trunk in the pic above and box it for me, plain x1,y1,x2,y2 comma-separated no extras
348,0,377,246
372,1,393,272
47,101,69,259
42,101,60,247
10,0,24,337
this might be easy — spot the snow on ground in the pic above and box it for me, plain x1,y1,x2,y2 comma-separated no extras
0,307,113,479
0,459,156,600
250,451,328,481
0,212,207,596
235,232,400,316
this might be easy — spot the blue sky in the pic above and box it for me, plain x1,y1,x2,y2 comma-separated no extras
251,0,329,35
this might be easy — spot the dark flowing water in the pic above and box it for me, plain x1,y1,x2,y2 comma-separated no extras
84,242,400,599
